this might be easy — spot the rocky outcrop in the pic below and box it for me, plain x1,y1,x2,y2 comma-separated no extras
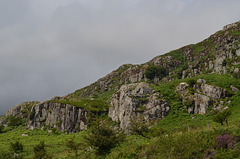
108,82,169,134
28,102,88,133
5,101,39,118
200,84,226,99
176,81,227,114
193,94,211,114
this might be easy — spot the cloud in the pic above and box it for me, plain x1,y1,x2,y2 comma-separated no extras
0,0,240,115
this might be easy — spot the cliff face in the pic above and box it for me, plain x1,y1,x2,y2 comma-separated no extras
28,102,88,133
108,82,169,134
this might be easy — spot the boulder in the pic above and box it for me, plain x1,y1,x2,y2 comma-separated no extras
231,85,239,92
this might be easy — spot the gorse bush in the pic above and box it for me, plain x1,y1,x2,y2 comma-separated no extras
33,141,52,159
10,141,23,154
85,119,126,155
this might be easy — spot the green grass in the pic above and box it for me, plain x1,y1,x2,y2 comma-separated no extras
229,31,240,36
50,98,109,112
165,49,186,63
0,126,88,159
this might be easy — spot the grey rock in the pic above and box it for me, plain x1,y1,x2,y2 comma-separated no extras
193,94,211,114
28,102,89,133
231,85,239,92
197,79,206,84
201,84,226,99
5,101,39,118
234,68,239,74
108,82,169,134
236,49,240,56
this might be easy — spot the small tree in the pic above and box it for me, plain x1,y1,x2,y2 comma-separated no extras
213,109,231,126
145,65,167,80
66,136,82,157
84,119,125,155
10,141,23,154
33,141,51,159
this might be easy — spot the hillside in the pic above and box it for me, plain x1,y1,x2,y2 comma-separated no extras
0,21,240,159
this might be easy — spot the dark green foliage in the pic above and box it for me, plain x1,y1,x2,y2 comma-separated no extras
6,116,24,127
10,141,23,153
130,117,149,138
145,65,167,80
0,125,4,133
222,59,227,66
213,109,232,126
84,119,125,155
66,136,82,157
33,141,51,159
232,48,236,56
187,79,196,87
0,151,13,159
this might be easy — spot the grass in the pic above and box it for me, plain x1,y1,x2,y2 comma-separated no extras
49,98,109,112
229,31,240,36
0,126,88,159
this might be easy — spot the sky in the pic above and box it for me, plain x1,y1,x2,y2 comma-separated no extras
0,0,240,115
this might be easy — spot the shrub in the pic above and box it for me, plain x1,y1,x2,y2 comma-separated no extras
222,59,227,66
0,151,12,159
84,119,125,155
33,141,51,159
66,136,82,157
213,109,232,126
145,65,167,80
0,125,4,133
10,141,23,154
187,79,196,87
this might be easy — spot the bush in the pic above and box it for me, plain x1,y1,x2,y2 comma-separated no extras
0,125,4,133
213,109,232,126
66,136,82,157
0,151,12,159
10,141,23,154
145,65,167,80
84,119,125,155
187,79,196,87
33,141,51,159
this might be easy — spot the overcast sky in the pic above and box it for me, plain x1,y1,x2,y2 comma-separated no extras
0,0,240,115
